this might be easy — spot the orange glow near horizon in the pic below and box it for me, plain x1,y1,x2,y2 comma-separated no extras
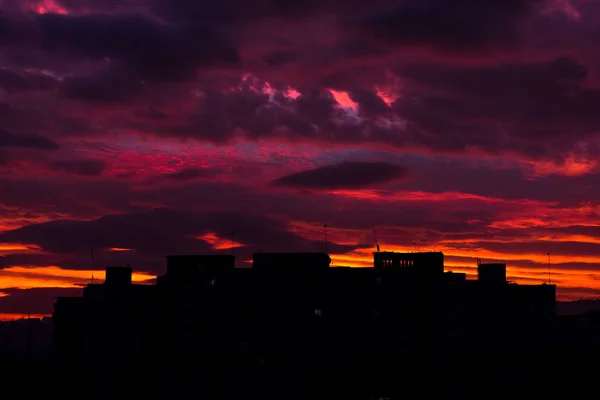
0,266,155,290
329,244,600,301
197,232,245,250
283,181,600,301
0,313,51,321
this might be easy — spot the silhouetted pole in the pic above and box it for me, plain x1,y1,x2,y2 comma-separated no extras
372,224,380,252
324,224,328,254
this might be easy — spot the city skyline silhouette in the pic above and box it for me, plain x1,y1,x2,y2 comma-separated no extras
2,248,597,398
2,0,600,396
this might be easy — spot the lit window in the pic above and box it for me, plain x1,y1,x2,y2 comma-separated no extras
314,309,322,316
210,279,216,286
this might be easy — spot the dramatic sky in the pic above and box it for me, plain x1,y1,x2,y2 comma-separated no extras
0,0,599,319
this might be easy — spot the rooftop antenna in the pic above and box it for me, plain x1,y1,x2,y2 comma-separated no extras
547,252,551,285
323,224,329,254
372,225,380,252
90,248,95,284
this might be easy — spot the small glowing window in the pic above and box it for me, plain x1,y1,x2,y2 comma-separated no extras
314,309,322,316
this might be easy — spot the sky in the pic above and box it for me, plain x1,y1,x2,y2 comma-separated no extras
0,0,599,319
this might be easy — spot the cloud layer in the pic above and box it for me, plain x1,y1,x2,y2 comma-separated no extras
0,0,599,316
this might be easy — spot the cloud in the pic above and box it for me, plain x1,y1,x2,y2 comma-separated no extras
353,0,536,54
50,159,106,176
0,208,363,272
0,266,154,290
147,0,369,24
0,129,59,150
60,66,145,102
161,167,221,182
271,161,411,190
0,12,241,82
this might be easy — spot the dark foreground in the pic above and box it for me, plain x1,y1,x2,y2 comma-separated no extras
1,347,597,399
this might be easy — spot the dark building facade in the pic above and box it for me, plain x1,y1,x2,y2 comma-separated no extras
53,251,557,365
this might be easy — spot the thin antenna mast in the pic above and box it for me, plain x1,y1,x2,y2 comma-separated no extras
547,253,551,284
372,225,380,252
323,224,328,254
90,248,95,284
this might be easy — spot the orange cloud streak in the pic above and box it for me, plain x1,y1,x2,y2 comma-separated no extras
197,232,245,250
0,266,155,290
0,243,42,252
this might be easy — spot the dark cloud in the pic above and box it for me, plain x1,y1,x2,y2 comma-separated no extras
1,12,240,83
50,159,106,176
148,0,386,23
348,89,393,118
389,156,600,205
0,68,61,93
474,240,600,258
393,56,600,159
0,129,59,150
134,107,168,121
61,67,144,102
0,68,30,92
353,0,538,54
0,177,137,216
0,208,362,272
148,86,385,145
132,179,514,237
161,167,221,182
271,161,411,190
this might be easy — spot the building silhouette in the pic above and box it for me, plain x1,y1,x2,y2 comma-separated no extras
52,251,556,365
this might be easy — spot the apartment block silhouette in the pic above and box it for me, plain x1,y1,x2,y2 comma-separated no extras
53,251,556,365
